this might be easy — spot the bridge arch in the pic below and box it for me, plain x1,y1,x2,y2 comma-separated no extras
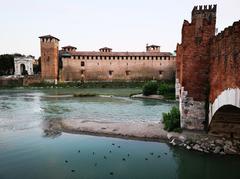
209,88,240,138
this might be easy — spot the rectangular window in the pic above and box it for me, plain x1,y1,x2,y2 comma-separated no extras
81,61,85,66
109,70,113,76
126,70,130,76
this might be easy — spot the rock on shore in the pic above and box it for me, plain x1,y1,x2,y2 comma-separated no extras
43,119,240,155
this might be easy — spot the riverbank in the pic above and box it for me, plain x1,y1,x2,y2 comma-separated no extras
131,94,164,100
44,119,240,155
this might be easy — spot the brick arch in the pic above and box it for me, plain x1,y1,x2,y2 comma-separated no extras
209,103,240,138
209,88,240,125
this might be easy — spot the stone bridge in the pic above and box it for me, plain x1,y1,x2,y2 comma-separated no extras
176,5,240,138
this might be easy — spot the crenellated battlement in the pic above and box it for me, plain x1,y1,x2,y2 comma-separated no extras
213,20,240,42
191,4,217,23
192,4,217,14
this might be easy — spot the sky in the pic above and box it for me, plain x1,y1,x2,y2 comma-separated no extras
0,0,240,57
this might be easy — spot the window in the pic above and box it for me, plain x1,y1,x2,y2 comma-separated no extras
126,70,130,76
81,61,85,66
159,70,163,75
109,70,113,76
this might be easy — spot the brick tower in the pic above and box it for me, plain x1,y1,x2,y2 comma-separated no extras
39,35,59,84
176,5,217,130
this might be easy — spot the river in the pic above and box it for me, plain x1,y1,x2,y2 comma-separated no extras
0,88,239,179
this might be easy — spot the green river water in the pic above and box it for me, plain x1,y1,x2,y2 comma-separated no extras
0,88,239,179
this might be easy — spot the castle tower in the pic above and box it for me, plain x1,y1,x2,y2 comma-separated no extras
146,45,160,52
39,35,59,84
176,5,217,130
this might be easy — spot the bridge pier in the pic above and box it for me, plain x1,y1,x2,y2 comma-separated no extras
178,84,206,130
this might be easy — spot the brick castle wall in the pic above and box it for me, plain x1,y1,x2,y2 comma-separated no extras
61,56,175,82
209,20,240,103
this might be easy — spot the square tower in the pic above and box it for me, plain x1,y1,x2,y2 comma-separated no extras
39,35,59,84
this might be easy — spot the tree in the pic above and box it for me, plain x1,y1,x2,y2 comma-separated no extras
0,54,14,75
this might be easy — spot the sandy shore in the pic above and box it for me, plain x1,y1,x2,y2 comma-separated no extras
44,119,181,141
131,94,164,100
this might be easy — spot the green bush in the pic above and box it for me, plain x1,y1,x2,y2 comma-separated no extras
158,82,169,95
162,106,181,132
142,81,158,96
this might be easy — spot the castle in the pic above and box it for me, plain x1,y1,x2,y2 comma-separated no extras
176,5,240,137
39,35,176,83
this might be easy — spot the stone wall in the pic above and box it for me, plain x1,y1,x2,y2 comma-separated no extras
0,76,23,87
61,56,175,82
22,75,42,86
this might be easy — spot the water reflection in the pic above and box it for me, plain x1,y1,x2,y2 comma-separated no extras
171,146,240,179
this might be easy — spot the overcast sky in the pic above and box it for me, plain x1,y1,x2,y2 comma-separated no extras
0,0,239,57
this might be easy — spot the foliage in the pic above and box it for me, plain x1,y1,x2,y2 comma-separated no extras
158,82,175,100
0,54,14,75
0,53,27,76
33,57,41,74
158,82,175,95
158,82,169,95
162,106,181,132
142,80,158,96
